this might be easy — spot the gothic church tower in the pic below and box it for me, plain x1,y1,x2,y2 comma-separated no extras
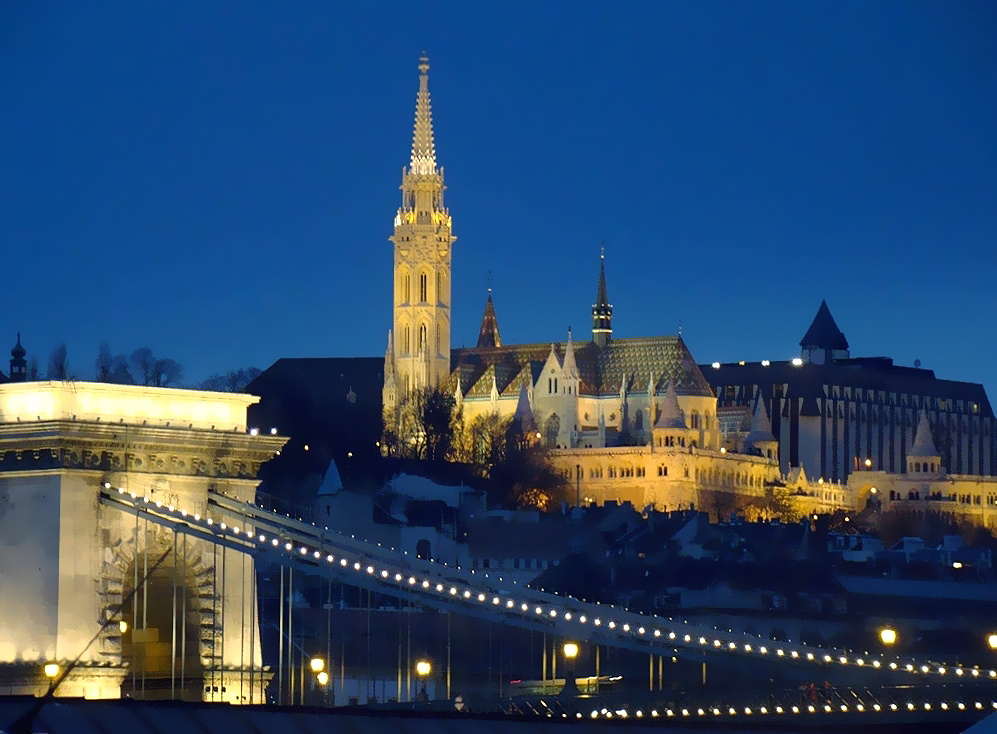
384,55,455,420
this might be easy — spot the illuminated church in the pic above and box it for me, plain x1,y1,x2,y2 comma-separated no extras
377,56,995,518
380,57,785,513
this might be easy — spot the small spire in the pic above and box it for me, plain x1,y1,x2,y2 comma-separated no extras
745,393,776,445
909,411,940,457
410,53,437,175
592,245,613,347
476,286,502,348
563,327,577,376
654,381,686,429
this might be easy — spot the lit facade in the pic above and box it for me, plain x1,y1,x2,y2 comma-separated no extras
379,59,996,523
0,381,284,701
703,301,996,484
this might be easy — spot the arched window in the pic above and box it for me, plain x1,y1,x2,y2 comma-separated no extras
419,323,427,351
544,413,560,449
403,326,411,354
436,324,441,354
419,273,428,302
436,270,445,303
635,410,643,431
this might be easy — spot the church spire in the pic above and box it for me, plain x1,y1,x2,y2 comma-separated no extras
476,284,502,348
592,245,613,347
410,53,437,175
385,54,455,423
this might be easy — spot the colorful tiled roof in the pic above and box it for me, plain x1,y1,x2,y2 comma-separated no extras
452,336,714,399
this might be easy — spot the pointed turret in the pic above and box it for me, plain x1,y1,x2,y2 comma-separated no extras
909,411,939,457
563,328,578,378
511,383,538,437
384,330,396,379
745,393,778,459
410,53,437,175
591,247,613,347
476,288,502,348
654,381,686,429
906,411,943,475
9,333,26,382
800,300,849,365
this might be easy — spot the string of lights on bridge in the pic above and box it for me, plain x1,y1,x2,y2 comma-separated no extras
104,483,997,690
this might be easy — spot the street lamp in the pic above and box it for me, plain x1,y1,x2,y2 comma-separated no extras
987,634,997,650
879,627,897,646
316,671,329,686
43,662,59,694
310,657,325,674
119,620,128,634
416,659,432,702
562,643,579,695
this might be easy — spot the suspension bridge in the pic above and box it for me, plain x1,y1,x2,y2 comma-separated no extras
1,381,995,731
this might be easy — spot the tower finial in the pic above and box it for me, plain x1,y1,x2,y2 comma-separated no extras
410,53,436,174
487,269,492,294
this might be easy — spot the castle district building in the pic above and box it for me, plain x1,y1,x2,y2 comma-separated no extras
380,57,997,522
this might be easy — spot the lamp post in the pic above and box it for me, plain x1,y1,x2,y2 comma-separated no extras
306,657,325,706
987,633,997,651
879,627,897,647
562,643,579,696
416,659,431,702
43,663,59,695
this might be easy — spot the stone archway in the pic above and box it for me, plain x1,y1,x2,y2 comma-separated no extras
97,525,218,700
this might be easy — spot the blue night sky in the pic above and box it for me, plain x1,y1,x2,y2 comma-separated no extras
1,2,995,395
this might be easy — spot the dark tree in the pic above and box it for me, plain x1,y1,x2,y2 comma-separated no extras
46,343,70,380
200,367,262,393
95,342,134,384
130,347,183,387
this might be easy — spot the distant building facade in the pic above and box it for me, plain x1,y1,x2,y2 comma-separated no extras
702,301,995,484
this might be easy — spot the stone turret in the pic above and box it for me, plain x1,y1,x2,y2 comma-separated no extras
9,333,26,382
800,300,849,365
906,411,943,475
744,393,778,460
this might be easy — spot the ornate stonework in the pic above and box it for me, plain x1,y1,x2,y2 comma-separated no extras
0,382,285,702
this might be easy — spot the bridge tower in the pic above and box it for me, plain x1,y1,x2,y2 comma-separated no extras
0,381,284,702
